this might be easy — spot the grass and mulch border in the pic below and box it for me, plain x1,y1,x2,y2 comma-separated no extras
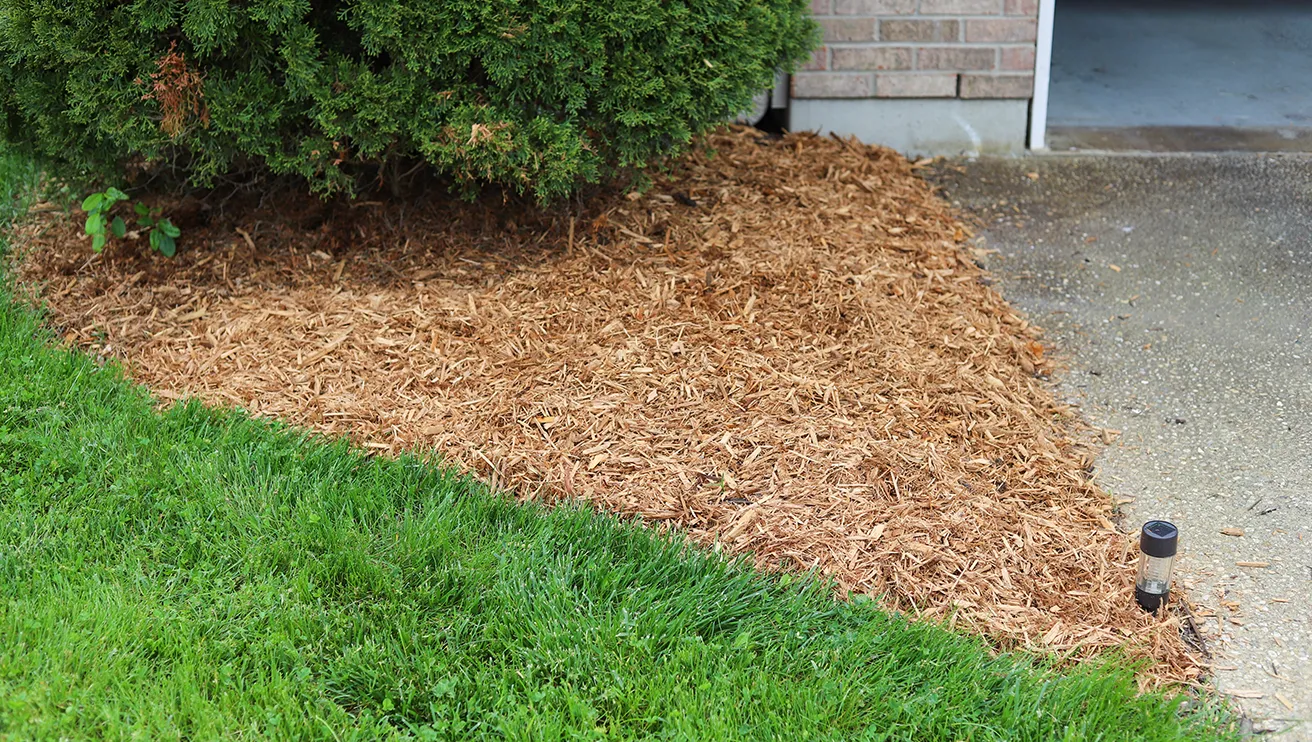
14,129,1200,679
0,283,1233,741
1,145,1234,739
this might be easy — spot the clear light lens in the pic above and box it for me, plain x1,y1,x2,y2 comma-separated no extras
1136,554,1174,594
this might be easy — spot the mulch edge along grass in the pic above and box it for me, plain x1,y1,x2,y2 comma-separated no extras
13,130,1201,676
0,149,1238,740
0,288,1235,742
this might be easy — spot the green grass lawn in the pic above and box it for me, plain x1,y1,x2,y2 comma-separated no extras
0,150,1235,740
0,149,39,226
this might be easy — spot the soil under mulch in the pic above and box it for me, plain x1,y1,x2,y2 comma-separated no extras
12,128,1200,684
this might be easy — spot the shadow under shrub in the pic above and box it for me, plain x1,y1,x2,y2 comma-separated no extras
0,0,816,202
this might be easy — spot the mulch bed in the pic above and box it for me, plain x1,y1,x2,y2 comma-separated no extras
12,128,1200,684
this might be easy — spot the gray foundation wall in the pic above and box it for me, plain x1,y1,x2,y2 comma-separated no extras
788,98,1030,157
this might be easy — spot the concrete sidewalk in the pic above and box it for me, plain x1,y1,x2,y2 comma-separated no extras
932,155,1311,735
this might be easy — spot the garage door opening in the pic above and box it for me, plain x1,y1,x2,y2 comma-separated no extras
1037,0,1312,152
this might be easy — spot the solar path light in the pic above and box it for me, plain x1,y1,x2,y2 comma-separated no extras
1135,520,1178,613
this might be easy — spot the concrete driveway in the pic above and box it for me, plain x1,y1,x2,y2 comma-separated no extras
932,155,1311,734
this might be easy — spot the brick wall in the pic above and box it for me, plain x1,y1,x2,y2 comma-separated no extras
795,0,1037,100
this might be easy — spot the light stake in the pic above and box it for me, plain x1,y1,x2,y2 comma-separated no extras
1135,520,1178,613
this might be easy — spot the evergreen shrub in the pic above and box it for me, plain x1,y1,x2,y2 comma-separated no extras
0,0,816,201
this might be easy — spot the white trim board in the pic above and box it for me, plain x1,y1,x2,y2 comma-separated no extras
1029,0,1056,150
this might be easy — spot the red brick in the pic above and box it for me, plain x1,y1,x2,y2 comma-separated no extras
964,18,1037,42
959,73,1033,98
811,0,831,15
834,0,916,13
880,19,960,42
802,46,830,71
1004,0,1039,16
999,45,1035,71
791,72,874,98
875,73,958,98
916,46,995,71
832,46,913,70
818,18,876,42
919,0,1001,14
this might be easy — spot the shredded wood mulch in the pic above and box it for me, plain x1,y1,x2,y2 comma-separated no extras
12,128,1200,684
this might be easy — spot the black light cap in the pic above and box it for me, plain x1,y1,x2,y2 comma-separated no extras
1140,520,1178,558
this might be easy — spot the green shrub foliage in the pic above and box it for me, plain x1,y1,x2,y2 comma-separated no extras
0,0,816,200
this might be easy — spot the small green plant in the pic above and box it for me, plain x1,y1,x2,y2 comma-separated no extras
81,189,181,257
81,187,128,254
133,202,181,257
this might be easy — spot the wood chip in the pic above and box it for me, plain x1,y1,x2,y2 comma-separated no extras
9,126,1202,686
1223,689,1266,699
1220,527,1244,537
1236,561,1270,568
1275,693,1295,711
